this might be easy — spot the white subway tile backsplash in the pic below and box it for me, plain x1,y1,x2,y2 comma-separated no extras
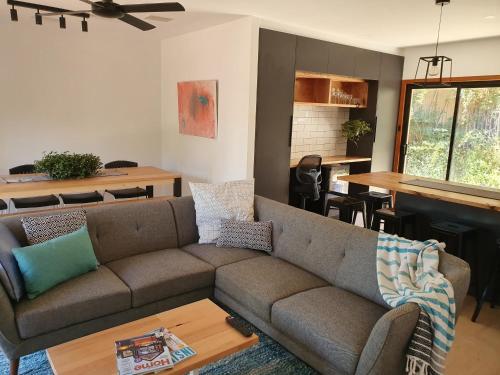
291,105,348,160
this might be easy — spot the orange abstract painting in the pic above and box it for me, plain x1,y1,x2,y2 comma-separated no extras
177,80,218,139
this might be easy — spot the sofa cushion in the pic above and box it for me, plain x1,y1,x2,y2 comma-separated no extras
182,243,265,268
15,265,130,339
107,249,214,307
216,256,328,322
272,286,388,374
216,220,273,253
21,209,87,245
85,200,178,263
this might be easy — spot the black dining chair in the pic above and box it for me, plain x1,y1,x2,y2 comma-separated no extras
294,155,322,209
0,199,7,214
9,164,60,210
104,160,149,199
60,191,104,205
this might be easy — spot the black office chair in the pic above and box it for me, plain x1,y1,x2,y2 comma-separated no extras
104,160,148,199
294,155,322,209
9,164,60,210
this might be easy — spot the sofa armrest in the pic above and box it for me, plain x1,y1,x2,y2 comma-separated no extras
355,302,420,375
0,282,21,353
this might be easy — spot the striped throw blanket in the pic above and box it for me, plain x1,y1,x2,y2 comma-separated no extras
376,234,456,375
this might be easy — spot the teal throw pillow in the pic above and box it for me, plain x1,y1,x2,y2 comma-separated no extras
12,226,98,299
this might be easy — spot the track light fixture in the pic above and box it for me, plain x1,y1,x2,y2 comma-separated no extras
35,10,42,25
81,17,88,32
10,5,18,21
59,15,66,29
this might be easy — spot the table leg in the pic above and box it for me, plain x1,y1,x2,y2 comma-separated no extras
174,177,182,197
146,185,154,198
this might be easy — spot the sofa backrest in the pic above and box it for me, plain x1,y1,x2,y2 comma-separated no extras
0,199,178,264
254,195,388,307
169,196,199,246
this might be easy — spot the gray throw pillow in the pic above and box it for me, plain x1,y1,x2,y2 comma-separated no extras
21,209,87,245
0,223,25,301
216,220,273,252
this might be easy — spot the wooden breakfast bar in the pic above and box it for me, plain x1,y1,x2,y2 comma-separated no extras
339,171,500,303
0,166,182,201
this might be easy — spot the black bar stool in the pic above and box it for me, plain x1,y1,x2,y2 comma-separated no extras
429,221,476,259
371,208,416,237
357,191,393,229
60,191,104,205
325,196,367,228
472,239,500,322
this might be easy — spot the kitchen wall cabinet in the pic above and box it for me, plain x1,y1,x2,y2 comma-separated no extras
295,36,330,73
354,49,382,80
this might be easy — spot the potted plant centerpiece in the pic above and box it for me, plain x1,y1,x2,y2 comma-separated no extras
341,119,372,145
34,151,102,180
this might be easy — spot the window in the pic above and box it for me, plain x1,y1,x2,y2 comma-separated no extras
400,82,500,189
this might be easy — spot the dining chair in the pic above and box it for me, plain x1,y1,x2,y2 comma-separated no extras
0,199,7,214
9,164,60,210
104,160,149,199
294,155,323,210
60,191,104,206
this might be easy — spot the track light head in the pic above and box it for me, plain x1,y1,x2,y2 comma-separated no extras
81,17,88,32
59,15,66,29
35,11,42,25
10,6,18,22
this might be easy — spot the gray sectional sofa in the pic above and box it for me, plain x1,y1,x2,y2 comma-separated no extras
0,196,470,375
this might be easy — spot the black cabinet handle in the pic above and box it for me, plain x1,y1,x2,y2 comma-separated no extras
288,115,294,147
372,116,378,142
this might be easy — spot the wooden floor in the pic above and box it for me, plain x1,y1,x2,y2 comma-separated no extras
446,296,500,374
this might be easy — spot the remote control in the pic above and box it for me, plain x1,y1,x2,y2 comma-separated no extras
226,316,253,337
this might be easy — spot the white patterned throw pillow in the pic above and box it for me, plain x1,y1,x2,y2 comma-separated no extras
21,209,87,245
189,180,254,244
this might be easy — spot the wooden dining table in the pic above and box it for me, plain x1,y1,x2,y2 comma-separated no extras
0,166,182,200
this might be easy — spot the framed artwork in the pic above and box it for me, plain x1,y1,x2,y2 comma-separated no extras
177,80,218,139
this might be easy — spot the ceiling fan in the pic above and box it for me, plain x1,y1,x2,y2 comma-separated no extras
7,0,185,31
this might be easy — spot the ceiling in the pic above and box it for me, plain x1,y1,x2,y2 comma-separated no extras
3,0,500,50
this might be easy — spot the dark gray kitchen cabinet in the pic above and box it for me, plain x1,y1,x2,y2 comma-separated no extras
296,36,330,73
372,53,404,172
354,49,382,80
327,43,357,76
254,29,297,203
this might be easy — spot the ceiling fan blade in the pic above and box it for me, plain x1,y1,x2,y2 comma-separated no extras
119,14,156,31
79,0,97,5
40,10,91,17
119,2,185,13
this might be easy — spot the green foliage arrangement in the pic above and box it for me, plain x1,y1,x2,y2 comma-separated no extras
341,119,372,144
34,152,103,180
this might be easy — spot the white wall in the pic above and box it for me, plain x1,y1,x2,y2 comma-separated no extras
0,22,162,175
402,36,500,79
161,17,258,195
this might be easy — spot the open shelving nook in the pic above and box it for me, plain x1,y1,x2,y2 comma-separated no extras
294,71,369,108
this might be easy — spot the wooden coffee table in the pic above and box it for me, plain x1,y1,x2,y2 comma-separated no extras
46,299,258,374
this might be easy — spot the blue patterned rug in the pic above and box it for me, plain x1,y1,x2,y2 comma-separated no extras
0,307,318,375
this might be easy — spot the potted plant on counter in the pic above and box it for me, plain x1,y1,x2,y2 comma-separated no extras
341,119,372,145
34,151,102,180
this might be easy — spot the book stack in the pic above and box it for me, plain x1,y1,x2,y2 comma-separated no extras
115,328,196,375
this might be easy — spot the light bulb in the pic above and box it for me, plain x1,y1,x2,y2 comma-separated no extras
428,57,440,77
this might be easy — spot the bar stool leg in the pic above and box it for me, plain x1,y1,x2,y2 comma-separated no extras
472,241,500,321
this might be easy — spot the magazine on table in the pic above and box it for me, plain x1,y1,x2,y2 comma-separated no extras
115,328,173,375
150,328,197,365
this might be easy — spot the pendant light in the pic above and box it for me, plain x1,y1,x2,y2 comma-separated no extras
414,0,453,85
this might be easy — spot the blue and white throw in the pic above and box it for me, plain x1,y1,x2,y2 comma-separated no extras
376,234,456,375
